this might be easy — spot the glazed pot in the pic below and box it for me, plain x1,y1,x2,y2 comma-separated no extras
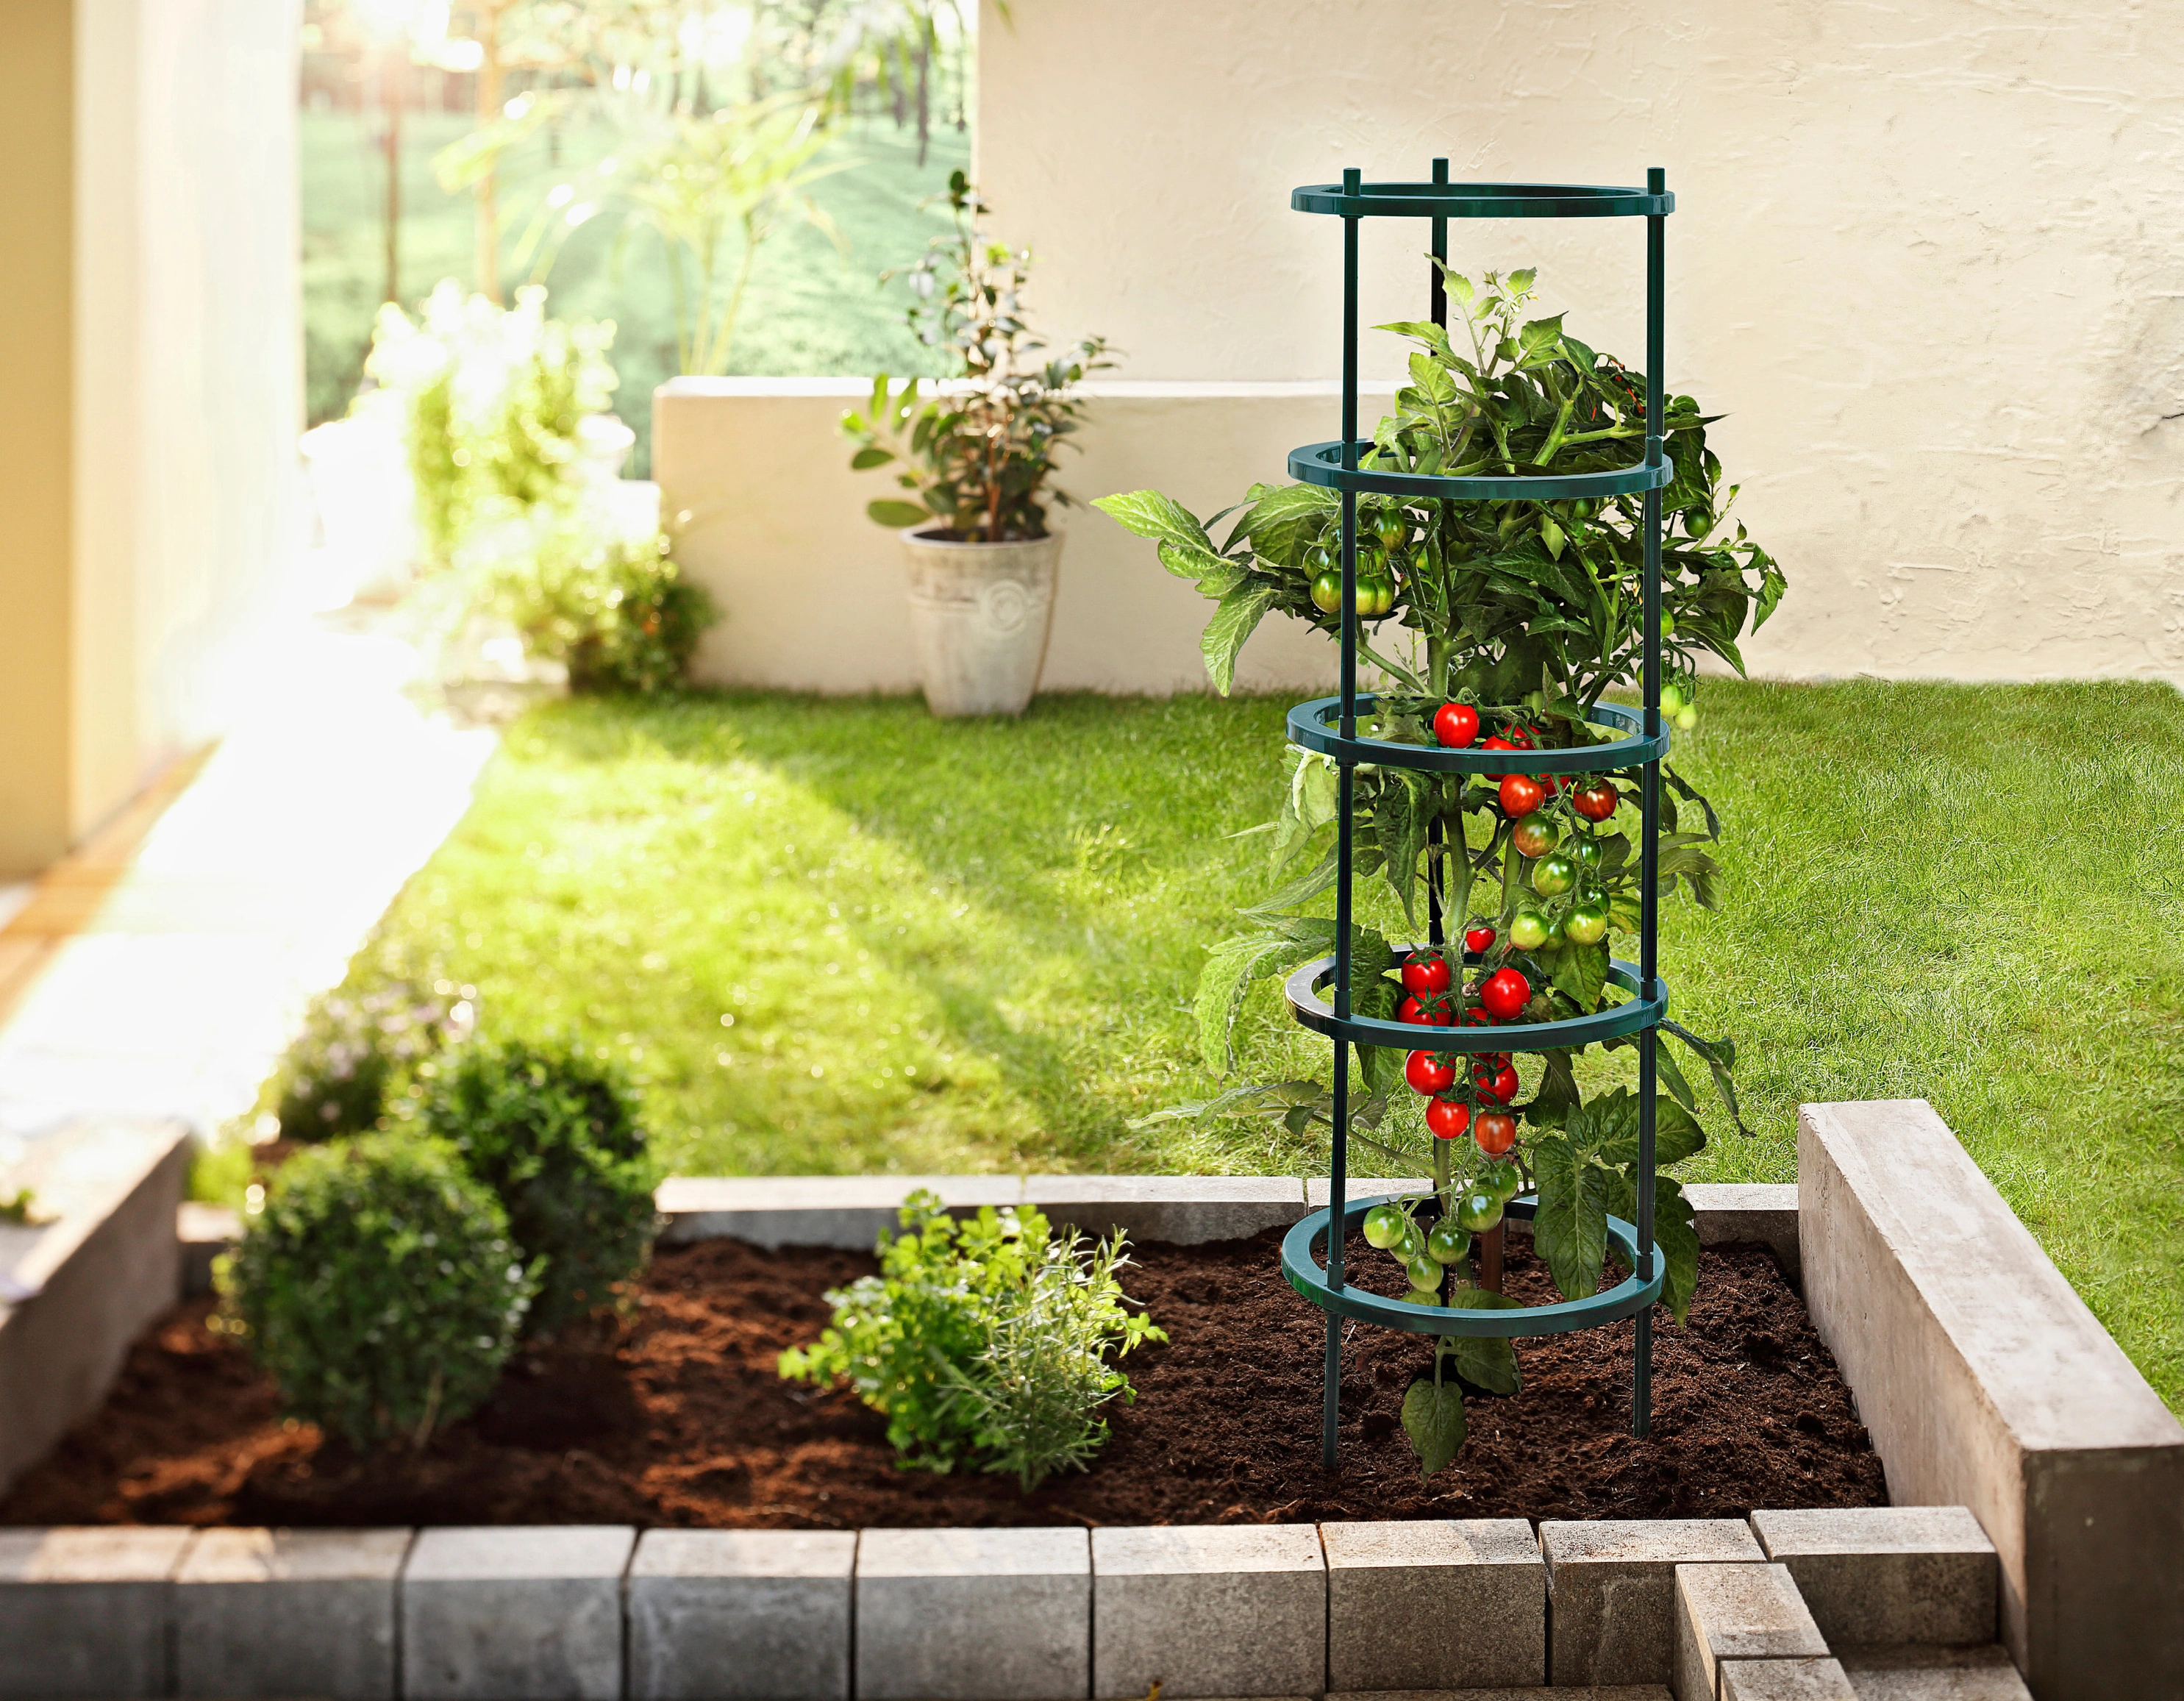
898,527,1062,716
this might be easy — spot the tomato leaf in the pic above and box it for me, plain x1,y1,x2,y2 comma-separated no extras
1154,538,1241,586
1400,1372,1467,1477
1200,582,1280,695
1550,939,1608,1008
1661,1019,1752,1137
1530,1131,1612,1301
1374,769,1433,929
1598,1094,1707,1168
1441,1291,1524,1394
1602,1170,1700,1324
1091,489,1212,552
1193,921,1336,1073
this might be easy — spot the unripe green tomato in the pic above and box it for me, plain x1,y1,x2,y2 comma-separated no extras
1395,1216,1427,1260
1544,913,1568,948
1510,816,1560,860
1509,910,1551,950
1311,571,1343,614
1659,610,1677,638
1570,836,1604,871
1405,1252,1443,1291
1660,682,1686,715
1532,853,1577,897
1455,1188,1505,1233
1674,705,1699,731
1403,1285,1444,1309
1362,1204,1407,1249
1307,544,1334,572
1374,510,1410,551
1480,1158,1523,1202
1426,1216,1472,1265
1364,577,1396,618
1565,900,1610,946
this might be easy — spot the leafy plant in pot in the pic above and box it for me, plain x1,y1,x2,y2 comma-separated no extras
843,171,1113,716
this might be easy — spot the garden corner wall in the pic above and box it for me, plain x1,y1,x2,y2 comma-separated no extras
966,0,2184,689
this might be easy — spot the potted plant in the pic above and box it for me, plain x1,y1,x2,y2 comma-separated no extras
843,172,1112,717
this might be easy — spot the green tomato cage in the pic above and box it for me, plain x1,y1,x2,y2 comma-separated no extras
1275,162,1677,1468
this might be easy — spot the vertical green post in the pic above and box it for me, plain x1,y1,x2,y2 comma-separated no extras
1324,164,1363,1471
1634,164,1667,1440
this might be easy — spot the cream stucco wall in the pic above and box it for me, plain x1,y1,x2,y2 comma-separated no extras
973,0,2184,685
0,1,301,877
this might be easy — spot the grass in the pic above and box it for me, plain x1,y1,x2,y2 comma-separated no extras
303,109,969,468
267,677,2184,1411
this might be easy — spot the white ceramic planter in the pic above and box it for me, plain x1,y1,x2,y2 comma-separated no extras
899,529,1062,717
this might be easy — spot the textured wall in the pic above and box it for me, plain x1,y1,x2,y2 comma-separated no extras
977,1,2184,685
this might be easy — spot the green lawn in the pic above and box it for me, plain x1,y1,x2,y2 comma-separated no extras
304,677,2184,1411
304,110,968,468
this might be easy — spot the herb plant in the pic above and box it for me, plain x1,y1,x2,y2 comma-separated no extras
843,171,1113,542
1096,267,1786,1473
779,1190,1165,1489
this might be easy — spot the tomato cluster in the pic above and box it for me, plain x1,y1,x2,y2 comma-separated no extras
1359,1160,1525,1308
1307,510,1416,621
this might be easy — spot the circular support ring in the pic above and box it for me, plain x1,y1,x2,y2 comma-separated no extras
1290,181,1675,220
1281,1194,1666,1336
1284,949,1666,1053
1287,696,1669,774
1287,439,1671,502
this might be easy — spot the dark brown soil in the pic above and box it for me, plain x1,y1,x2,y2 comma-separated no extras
0,1231,1885,1529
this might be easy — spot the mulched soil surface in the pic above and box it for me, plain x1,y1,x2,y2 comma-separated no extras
0,1230,1885,1528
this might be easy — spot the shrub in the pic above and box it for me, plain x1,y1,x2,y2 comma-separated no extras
271,980,474,1141
488,529,717,695
217,1136,536,1449
779,1191,1166,1490
419,1038,659,1333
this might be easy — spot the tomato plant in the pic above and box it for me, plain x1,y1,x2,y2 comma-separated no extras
1098,262,1782,1479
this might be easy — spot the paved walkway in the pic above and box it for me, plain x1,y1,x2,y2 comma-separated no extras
0,609,495,1165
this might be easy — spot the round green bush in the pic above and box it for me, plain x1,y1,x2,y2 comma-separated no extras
271,980,469,1141
219,1136,536,1449
419,1037,659,1334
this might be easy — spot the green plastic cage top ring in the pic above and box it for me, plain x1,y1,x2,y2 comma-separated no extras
1289,180,1675,220
1286,696,1670,774
1285,948,1666,1055
1287,438,1674,502
1282,1194,1667,1336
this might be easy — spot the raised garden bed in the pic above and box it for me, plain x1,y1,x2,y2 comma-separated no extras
0,1228,1880,1530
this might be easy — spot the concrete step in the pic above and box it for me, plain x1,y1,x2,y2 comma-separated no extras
1834,1644,2032,1701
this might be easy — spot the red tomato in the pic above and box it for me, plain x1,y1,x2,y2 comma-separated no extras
1400,951,1452,997
1503,724,1536,749
1479,967,1530,1021
1479,735,1517,780
1499,774,1546,819
1397,995,1454,1027
1471,1060,1521,1104
1426,1096,1473,1141
1463,924,1496,955
1432,702,1480,749
1405,1049,1455,1095
1474,1110,1518,1155
1460,1004,1496,1027
1573,781,1619,821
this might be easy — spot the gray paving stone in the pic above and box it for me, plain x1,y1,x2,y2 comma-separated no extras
1093,1524,1324,1699
1672,1563,1828,1701
1322,1518,1544,1691
1833,1644,2033,1701
402,1525,635,1701
1023,1174,1306,1243
1541,1519,1765,1686
1327,1688,1670,1700
628,1529,854,1701
1749,1507,1995,1648
0,1525,194,1700
176,1526,410,1700
655,1176,1023,1247
857,1527,1088,1701
1719,1660,1859,1700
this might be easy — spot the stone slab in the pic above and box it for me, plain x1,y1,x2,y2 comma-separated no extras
1021,1174,1307,1244
176,1526,410,1700
1672,1563,1828,1701
628,1528,855,1701
1685,1183,1803,1289
177,1199,240,1297
857,1526,1089,1701
1323,1519,1544,1691
1327,1689,1670,1700
1541,1519,1766,1686
1307,1177,1434,1210
1719,1661,1859,1701
1833,1644,2033,1701
1749,1507,1995,1647
0,1525,196,1699
401,1525,635,1701
1798,1099,2184,1701
0,1120,189,1496
1093,1523,1325,1698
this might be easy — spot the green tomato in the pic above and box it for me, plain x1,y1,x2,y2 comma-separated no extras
1363,577,1396,618
1395,1216,1427,1260
1426,1216,1472,1266
1565,901,1610,946
1508,910,1551,951
1374,510,1411,551
1674,704,1699,731
1307,544,1334,573
1455,1189,1505,1234
1405,1252,1443,1291
1363,1204,1407,1250
1658,610,1677,638
1532,853,1577,897
1311,571,1343,613
1480,1158,1523,1202
1570,836,1604,871
1544,913,1568,948
1402,1286,1444,1309
1660,682,1686,715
